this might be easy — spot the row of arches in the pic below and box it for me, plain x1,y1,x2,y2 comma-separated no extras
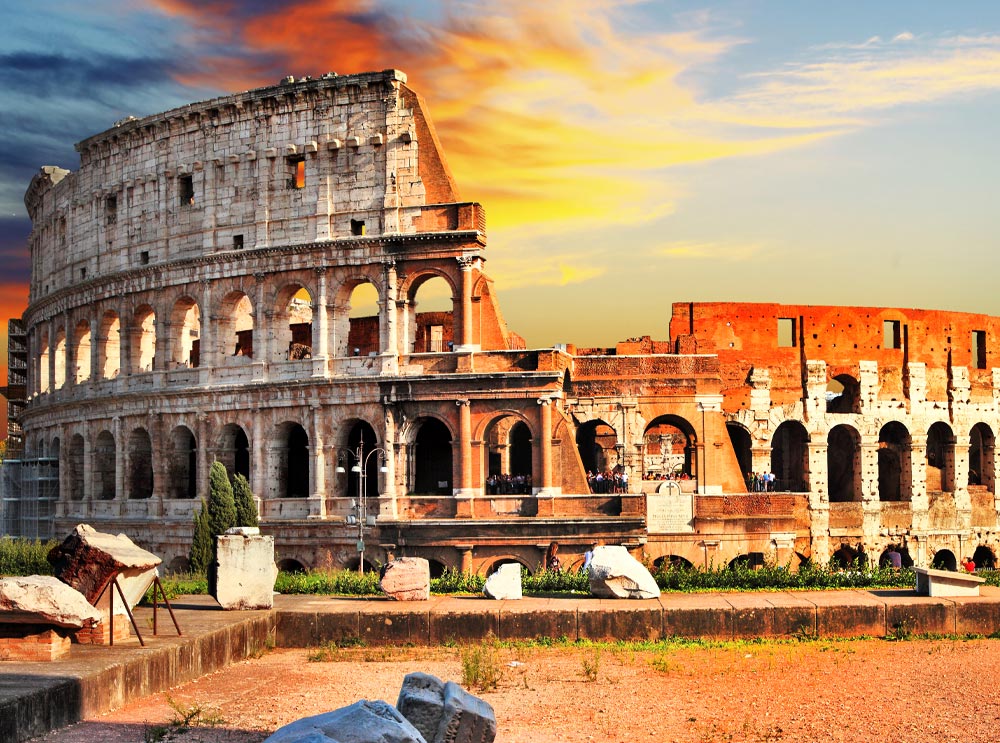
32,272,456,395
726,419,996,501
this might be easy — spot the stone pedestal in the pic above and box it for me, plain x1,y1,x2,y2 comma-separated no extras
212,528,278,610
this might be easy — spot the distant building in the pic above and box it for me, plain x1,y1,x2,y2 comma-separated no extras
8,70,998,573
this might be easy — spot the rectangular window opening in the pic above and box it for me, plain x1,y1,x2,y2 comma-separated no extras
179,175,194,206
288,156,305,189
233,234,244,250
80,268,87,280
105,196,117,225
351,219,366,236
883,320,902,349
973,330,987,369
777,318,796,348
140,251,150,265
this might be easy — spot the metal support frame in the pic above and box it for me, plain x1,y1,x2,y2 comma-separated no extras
93,574,182,646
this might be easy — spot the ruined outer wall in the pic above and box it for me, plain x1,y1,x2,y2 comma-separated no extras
670,302,1000,411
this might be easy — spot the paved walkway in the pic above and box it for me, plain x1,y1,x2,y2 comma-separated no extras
3,587,1000,742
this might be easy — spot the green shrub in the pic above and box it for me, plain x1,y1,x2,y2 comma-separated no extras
232,474,259,528
460,638,503,691
651,560,915,592
188,499,213,574
274,568,381,595
0,537,57,576
207,461,237,538
432,568,484,594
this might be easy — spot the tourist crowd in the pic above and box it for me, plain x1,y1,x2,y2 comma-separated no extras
485,473,532,494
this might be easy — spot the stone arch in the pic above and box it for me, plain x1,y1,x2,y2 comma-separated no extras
218,290,255,360
273,282,313,361
826,374,860,414
878,421,911,502
643,415,697,479
771,420,809,492
73,319,91,383
38,328,50,393
167,556,190,574
131,304,156,373
277,558,307,573
68,434,85,501
272,421,309,498
484,556,532,577
932,548,957,571
339,419,382,502
969,422,995,491
409,417,453,495
652,555,694,571
577,419,620,483
168,425,197,499
827,424,861,502
169,295,201,368
726,422,752,484
53,326,66,389
971,545,996,570
409,273,456,354
216,423,251,481
127,427,153,499
93,429,116,500
480,412,535,494
926,421,955,493
333,276,381,358
99,310,121,379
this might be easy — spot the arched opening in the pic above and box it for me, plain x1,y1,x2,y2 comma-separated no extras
932,549,957,571
726,423,752,484
220,291,254,360
277,423,310,498
969,423,995,491
168,426,197,499
410,275,455,353
878,422,911,502
728,553,764,570
578,420,620,485
127,428,153,499
828,424,861,502
484,557,530,577
484,415,533,494
275,285,313,361
99,311,120,379
217,424,250,481
73,320,91,383
971,545,996,570
412,418,452,494
38,330,50,393
427,558,449,579
652,555,694,571
344,556,378,573
132,305,156,373
68,434,85,501
831,544,865,569
93,430,116,500
341,281,380,357
826,375,860,414
926,422,956,493
643,416,697,481
170,296,201,368
342,420,381,503
771,421,809,492
167,556,190,574
53,327,66,389
277,558,306,573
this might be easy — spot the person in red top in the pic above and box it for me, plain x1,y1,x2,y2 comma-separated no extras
962,556,976,573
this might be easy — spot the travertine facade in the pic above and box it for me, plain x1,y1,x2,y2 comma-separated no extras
12,70,1000,575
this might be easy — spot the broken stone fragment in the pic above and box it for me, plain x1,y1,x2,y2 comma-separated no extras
587,545,660,599
380,557,430,601
0,575,102,628
482,563,521,600
212,532,278,610
48,524,161,615
397,672,497,743
262,699,426,743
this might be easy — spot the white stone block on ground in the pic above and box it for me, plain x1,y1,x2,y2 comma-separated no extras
213,533,278,610
48,524,161,616
262,699,426,743
0,576,102,628
588,545,660,599
483,563,521,600
914,566,985,597
397,672,497,743
380,557,430,601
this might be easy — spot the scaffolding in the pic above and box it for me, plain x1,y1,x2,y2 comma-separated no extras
0,457,58,539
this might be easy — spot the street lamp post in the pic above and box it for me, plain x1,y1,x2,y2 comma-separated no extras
336,434,388,574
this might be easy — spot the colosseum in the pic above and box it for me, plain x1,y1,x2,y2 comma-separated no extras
5,68,999,575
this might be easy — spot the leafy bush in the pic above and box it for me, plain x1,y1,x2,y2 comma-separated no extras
0,537,57,576
274,568,381,595
207,461,237,538
232,474,259,528
432,568,484,594
652,560,915,592
523,568,589,594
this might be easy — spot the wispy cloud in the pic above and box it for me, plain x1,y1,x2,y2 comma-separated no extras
654,240,766,262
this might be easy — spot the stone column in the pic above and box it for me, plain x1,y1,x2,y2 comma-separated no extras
380,404,399,518
454,400,474,515
89,317,100,388
81,419,93,514
150,413,165,515
953,436,972,530
196,414,210,502
860,438,881,538
113,416,125,512
252,411,265,501
117,298,130,382
254,273,269,371
537,398,554,495
909,435,929,532
380,260,399,374
806,441,830,560
199,279,214,374
47,318,57,394
309,404,326,518
312,267,329,377
456,257,478,352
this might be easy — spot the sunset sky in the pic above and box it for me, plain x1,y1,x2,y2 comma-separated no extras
2,1,1000,364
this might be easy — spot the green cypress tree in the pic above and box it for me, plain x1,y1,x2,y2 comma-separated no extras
189,499,213,574
232,473,259,527
207,461,238,538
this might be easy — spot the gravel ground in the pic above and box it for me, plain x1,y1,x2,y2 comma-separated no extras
31,637,1000,742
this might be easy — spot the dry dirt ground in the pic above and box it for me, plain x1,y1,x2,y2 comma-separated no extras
32,637,1000,743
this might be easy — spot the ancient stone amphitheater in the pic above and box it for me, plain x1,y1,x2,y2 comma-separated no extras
11,69,1000,575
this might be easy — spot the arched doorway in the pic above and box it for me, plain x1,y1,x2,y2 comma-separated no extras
410,275,455,353
826,375,860,414
643,415,697,480
878,422,911,502
68,435,85,501
927,422,956,493
578,419,620,479
969,423,995,491
828,425,861,502
93,430,116,500
217,424,250,481
127,428,153,499
412,418,452,494
170,296,201,368
932,549,957,571
343,420,381,502
484,415,533,494
340,281,380,357
726,423,752,484
274,285,313,361
971,545,996,570
168,426,197,499
219,291,254,359
771,421,808,492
